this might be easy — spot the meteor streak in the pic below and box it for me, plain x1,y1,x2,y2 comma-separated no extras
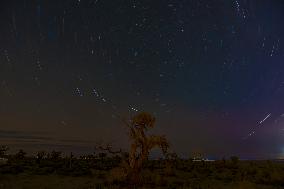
259,113,271,125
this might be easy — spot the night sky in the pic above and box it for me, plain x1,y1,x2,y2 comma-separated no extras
1,0,284,159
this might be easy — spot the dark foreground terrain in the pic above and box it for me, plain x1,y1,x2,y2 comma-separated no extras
0,152,284,189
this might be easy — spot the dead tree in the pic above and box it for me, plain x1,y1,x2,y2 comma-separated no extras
94,143,122,156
